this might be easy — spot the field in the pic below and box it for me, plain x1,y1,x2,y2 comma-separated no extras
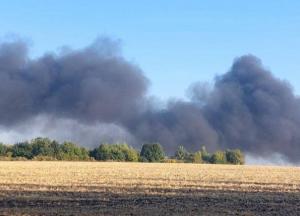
0,162,299,215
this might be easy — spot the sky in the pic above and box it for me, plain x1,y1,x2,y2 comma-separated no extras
0,0,299,100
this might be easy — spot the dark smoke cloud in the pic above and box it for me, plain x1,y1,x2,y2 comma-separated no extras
127,55,300,162
126,101,219,153
0,38,148,125
201,55,300,162
0,38,299,163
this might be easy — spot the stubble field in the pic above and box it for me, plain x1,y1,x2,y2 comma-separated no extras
0,161,299,215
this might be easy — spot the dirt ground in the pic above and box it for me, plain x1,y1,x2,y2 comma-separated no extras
0,162,299,215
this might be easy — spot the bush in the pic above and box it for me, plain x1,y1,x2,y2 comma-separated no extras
6,150,13,158
33,155,57,161
175,145,188,160
0,136,246,164
31,137,59,158
163,158,182,163
124,146,139,162
12,157,28,161
12,142,33,159
183,151,203,163
57,142,90,161
0,143,8,156
191,151,202,163
91,143,139,162
201,146,211,163
0,156,12,161
226,149,245,165
210,151,227,164
140,143,165,162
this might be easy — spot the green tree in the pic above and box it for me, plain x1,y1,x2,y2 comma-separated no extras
201,146,211,163
31,137,55,157
191,151,202,163
58,142,89,160
183,151,202,163
90,143,139,162
90,144,111,161
175,145,188,160
12,142,33,159
210,151,227,164
140,143,165,162
123,145,139,162
226,149,245,165
0,143,8,156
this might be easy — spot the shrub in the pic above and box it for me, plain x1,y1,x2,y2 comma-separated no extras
210,151,227,164
12,142,33,159
33,155,57,161
191,151,202,163
0,136,246,164
0,143,8,156
90,144,110,161
12,156,28,161
31,137,57,157
6,150,13,158
0,156,12,161
201,146,211,163
175,145,188,160
163,158,181,163
226,149,245,165
140,143,165,162
91,143,139,162
182,151,201,163
58,142,90,160
124,146,139,162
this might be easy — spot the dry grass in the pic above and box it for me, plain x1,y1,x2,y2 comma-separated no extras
0,161,299,215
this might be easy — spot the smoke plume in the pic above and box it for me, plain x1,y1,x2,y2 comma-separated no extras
0,38,299,162
0,38,148,125
202,56,300,162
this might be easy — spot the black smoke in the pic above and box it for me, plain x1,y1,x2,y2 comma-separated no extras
202,56,300,162
0,38,299,162
0,38,148,125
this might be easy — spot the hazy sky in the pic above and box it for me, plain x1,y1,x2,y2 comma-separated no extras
1,0,299,99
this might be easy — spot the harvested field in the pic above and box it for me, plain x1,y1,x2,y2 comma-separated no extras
0,162,299,215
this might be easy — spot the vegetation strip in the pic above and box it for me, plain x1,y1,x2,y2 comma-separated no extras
0,137,245,164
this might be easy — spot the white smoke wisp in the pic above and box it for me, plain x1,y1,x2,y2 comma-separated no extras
0,114,137,149
245,153,300,166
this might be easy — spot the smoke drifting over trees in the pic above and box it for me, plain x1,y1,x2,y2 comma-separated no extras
202,56,300,162
0,38,299,162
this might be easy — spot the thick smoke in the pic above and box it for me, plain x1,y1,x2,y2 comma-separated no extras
0,38,299,163
125,56,300,162
201,56,300,162
0,38,148,125
126,101,219,153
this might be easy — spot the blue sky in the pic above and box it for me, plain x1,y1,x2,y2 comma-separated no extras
1,0,299,99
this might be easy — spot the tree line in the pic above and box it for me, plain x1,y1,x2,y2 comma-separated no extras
0,137,244,164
